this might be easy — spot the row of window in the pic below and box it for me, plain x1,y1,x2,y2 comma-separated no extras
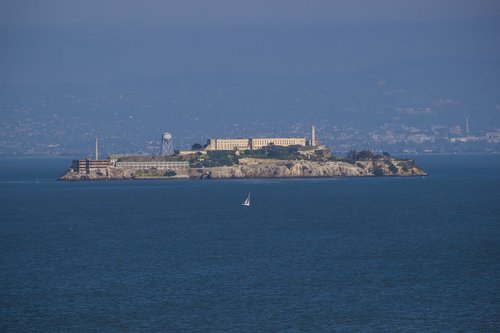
252,140,304,145
115,162,189,169
216,140,305,147
116,162,188,164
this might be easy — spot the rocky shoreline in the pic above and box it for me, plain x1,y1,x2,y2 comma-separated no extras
60,157,426,181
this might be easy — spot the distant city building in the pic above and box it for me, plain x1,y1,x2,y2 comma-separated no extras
406,134,434,144
449,136,481,143
449,126,462,136
485,131,500,143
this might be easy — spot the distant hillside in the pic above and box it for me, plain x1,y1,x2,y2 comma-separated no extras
1,57,499,155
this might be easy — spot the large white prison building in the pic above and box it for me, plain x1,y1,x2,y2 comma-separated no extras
205,137,307,151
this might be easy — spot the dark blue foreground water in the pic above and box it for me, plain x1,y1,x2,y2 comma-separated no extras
1,155,499,332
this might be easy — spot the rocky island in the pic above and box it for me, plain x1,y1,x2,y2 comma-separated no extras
60,145,426,181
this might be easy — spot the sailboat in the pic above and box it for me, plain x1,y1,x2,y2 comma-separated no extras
242,192,251,207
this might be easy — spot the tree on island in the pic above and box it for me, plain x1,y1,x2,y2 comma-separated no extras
347,150,375,161
191,143,203,151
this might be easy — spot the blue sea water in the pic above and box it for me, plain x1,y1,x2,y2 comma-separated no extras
0,155,499,332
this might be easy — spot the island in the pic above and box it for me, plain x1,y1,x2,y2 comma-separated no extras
59,144,426,181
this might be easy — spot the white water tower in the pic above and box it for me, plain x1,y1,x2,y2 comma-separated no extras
161,132,174,156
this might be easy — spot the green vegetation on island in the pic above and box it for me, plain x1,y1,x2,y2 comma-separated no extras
133,168,178,177
189,144,328,167
187,145,414,169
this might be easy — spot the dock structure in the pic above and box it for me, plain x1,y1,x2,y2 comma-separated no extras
71,159,112,174
70,159,189,175
69,136,112,174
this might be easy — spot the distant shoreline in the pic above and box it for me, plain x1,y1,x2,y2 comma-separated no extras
2,151,500,159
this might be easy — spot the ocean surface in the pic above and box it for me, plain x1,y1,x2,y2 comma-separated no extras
1,154,499,332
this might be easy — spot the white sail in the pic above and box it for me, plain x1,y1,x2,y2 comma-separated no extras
242,192,251,206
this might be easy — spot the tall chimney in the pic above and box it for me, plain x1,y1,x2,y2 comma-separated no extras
311,125,316,146
465,117,470,135
95,137,99,160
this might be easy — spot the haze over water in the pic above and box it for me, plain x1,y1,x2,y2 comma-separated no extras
1,1,499,155
1,154,499,331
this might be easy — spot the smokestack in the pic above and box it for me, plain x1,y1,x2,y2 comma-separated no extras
465,117,470,135
95,137,99,160
311,125,316,146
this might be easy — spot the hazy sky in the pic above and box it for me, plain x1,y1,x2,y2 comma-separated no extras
1,0,499,84
2,0,499,26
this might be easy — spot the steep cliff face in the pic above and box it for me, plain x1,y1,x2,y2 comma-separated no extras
60,158,425,180
189,158,426,179
59,168,189,180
